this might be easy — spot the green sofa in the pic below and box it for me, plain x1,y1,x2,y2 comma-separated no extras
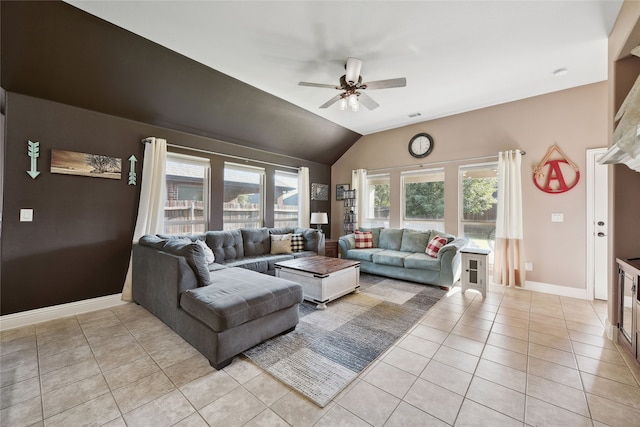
338,227,467,288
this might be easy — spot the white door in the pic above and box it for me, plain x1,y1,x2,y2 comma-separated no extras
586,148,609,300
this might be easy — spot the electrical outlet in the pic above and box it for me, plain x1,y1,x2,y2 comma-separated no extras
551,213,564,222
525,262,533,271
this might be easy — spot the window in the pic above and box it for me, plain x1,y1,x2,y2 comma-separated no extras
274,170,299,227
459,164,498,260
364,173,390,228
401,169,445,231
164,153,210,235
223,163,265,230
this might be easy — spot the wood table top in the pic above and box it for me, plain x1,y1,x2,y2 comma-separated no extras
275,256,360,275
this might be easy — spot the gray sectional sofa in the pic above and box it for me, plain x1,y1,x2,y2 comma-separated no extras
132,227,324,369
338,227,467,288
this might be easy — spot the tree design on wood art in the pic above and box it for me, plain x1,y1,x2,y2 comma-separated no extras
86,154,121,174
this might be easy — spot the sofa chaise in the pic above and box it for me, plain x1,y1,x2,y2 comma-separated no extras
338,227,467,288
132,227,324,369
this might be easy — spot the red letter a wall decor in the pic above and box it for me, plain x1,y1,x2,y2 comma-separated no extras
533,145,580,194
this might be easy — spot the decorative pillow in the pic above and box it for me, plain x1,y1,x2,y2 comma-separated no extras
426,235,448,258
271,234,292,254
160,239,211,287
195,239,215,264
355,230,373,249
291,233,304,252
378,228,403,251
359,227,383,248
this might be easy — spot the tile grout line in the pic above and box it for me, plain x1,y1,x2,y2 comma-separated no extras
8,286,640,426
82,309,140,423
40,312,123,425
328,285,451,427
35,321,45,426
110,307,206,426
562,297,595,423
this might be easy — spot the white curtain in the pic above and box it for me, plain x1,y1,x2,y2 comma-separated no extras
351,169,367,229
493,150,525,287
298,166,310,228
121,137,167,301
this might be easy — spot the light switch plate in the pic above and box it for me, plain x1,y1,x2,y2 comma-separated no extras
551,213,564,223
20,209,33,222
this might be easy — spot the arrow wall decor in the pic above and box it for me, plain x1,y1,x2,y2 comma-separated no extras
27,140,41,179
128,155,137,185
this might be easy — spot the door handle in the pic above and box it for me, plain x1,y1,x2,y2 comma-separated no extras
597,221,605,226
597,232,606,237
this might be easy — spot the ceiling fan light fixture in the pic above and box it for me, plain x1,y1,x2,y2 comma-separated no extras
348,93,359,111
299,57,406,112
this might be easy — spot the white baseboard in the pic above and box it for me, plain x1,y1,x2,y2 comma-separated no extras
523,280,588,300
605,317,616,341
0,294,128,331
0,281,601,330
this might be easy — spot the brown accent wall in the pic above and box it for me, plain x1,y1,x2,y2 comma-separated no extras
332,82,608,290
1,93,330,315
0,0,339,315
0,1,360,166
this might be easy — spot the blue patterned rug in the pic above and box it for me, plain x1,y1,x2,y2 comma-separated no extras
243,273,447,407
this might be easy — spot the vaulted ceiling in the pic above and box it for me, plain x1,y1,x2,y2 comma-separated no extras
2,1,624,165
67,1,623,136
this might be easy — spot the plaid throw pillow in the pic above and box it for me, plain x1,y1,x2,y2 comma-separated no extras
291,233,304,252
426,235,447,258
355,230,373,249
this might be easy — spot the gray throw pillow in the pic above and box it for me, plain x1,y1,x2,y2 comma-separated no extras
378,228,403,251
400,229,432,253
162,239,211,287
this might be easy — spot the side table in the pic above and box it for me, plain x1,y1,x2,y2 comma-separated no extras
325,239,338,258
460,248,491,298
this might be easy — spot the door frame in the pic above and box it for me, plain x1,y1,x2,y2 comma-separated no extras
586,148,609,300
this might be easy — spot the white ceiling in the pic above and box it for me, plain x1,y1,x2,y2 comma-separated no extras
66,1,623,136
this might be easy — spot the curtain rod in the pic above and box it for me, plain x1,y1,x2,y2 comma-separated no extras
141,139,300,171
368,150,526,173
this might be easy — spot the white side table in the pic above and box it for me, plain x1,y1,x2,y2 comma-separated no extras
460,248,491,298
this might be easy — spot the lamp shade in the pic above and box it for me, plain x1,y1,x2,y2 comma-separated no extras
310,212,328,224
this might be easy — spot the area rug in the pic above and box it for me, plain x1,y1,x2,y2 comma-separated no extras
243,273,447,407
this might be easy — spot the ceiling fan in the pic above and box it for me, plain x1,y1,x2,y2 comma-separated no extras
298,57,406,111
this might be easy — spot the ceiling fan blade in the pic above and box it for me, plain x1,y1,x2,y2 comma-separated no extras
363,77,407,90
319,94,343,109
345,57,363,85
299,82,340,89
358,92,379,110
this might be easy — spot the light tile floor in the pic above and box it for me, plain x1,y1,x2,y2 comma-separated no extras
2,282,640,426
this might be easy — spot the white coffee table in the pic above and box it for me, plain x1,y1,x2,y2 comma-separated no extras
275,256,360,309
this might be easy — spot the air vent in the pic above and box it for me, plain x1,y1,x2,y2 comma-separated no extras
408,112,422,118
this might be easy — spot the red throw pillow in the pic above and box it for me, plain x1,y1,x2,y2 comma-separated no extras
355,230,373,249
426,235,447,258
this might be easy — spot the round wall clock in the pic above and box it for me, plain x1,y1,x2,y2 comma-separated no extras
408,133,434,158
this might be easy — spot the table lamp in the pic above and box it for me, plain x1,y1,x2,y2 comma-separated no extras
310,212,328,232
